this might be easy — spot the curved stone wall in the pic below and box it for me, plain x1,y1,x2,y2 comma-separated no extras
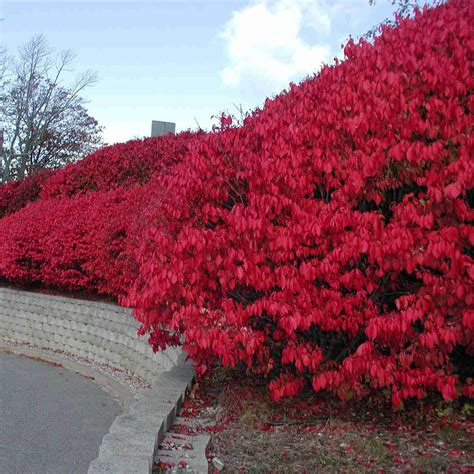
0,287,179,385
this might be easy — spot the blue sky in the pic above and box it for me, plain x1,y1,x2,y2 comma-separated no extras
1,0,401,144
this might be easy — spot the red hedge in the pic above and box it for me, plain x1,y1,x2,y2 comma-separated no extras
0,169,54,219
40,131,201,199
0,0,472,407
125,0,474,406
0,133,202,292
0,185,150,297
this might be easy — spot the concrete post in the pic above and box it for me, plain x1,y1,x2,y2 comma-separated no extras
151,121,176,137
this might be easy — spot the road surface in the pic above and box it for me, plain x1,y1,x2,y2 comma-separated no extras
0,351,121,474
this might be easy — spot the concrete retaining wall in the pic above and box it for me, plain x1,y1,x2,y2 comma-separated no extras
0,286,200,473
0,287,179,385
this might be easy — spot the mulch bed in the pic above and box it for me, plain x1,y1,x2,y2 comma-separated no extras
179,369,474,473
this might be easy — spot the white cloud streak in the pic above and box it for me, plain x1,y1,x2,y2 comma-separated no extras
220,0,331,91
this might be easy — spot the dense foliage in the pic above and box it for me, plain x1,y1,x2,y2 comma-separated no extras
0,0,472,407
0,187,147,297
0,131,200,295
0,169,53,219
126,0,474,405
41,131,199,198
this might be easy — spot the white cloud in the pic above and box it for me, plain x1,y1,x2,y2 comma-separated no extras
220,0,331,91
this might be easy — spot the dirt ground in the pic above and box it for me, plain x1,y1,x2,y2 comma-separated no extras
178,369,474,473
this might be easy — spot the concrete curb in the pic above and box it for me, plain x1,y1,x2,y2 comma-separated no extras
88,355,196,474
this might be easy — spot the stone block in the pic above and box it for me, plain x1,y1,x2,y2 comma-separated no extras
109,413,163,437
98,432,157,458
88,455,151,474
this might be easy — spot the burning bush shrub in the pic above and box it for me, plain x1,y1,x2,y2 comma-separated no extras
126,0,474,405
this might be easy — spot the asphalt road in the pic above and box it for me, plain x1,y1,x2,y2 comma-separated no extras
0,351,122,474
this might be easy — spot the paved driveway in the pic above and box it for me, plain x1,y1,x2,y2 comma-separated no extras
0,351,121,474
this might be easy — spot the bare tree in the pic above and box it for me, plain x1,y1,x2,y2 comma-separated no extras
0,46,9,83
0,35,103,183
0,46,10,176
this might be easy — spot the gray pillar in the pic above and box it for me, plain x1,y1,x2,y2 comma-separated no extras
151,121,176,137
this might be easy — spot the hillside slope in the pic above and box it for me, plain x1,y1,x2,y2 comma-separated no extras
0,0,472,405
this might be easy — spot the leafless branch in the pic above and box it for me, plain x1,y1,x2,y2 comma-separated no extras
0,35,102,182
